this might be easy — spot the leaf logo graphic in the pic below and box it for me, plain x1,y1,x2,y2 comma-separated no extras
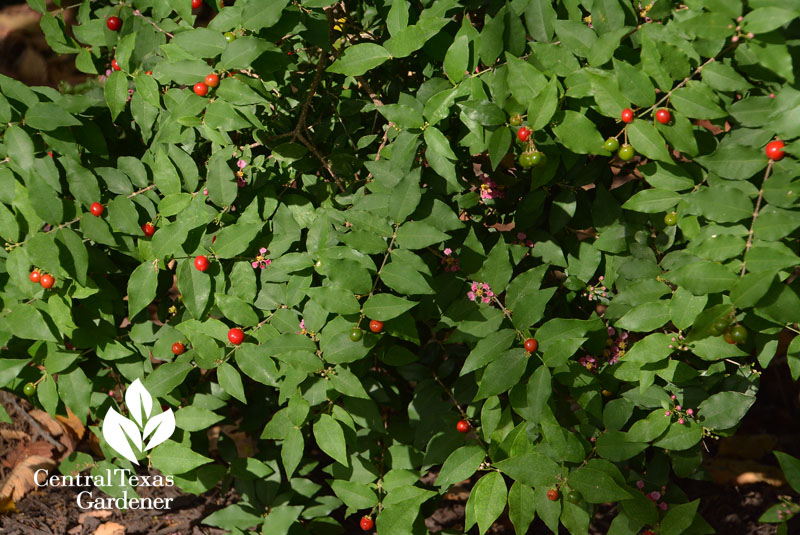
101,379,175,465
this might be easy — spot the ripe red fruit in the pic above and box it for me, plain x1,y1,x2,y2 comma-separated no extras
90,202,104,216
40,274,55,289
192,0,202,8
141,222,155,237
111,59,121,71
456,419,470,433
360,516,374,531
766,140,785,161
193,82,209,96
621,108,634,123
194,255,209,271
369,320,384,333
172,342,185,355
228,328,245,345
642,531,655,535
29,270,41,283
517,126,532,142
655,108,671,124
106,16,122,31
524,338,538,353
547,488,559,501
205,73,220,88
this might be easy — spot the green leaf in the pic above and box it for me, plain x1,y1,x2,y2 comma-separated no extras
144,362,193,397
696,144,766,180
623,333,672,364
508,481,536,535
5,305,58,342
494,451,560,488
741,7,797,34
553,19,597,57
551,111,605,154
388,171,421,223
664,261,738,295
444,35,469,84
616,301,670,332
701,62,752,92
395,221,450,249
380,262,433,295
474,349,528,400
363,294,417,321
104,71,128,121
305,287,360,315
622,189,681,213
436,445,484,489
528,77,560,130
730,271,776,308
569,467,632,503
241,0,290,31
652,421,703,450
697,392,755,430
660,500,700,535
775,452,800,494
150,439,213,474
172,27,228,58
461,330,516,375
670,85,727,119
507,55,547,106
151,222,189,259
176,406,225,432
328,44,391,76
313,414,348,466
217,362,247,403
26,103,81,130
466,472,507,535
58,366,90,424
127,262,158,319
331,480,379,509
686,186,753,223
628,119,673,162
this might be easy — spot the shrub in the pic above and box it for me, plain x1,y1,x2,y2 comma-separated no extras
1,0,799,533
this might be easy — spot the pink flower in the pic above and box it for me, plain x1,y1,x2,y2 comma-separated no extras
670,394,677,400
678,418,685,424
479,175,505,200
686,409,693,416
659,502,668,511
253,247,271,269
467,281,494,304
237,159,247,169
441,248,460,272
296,319,308,335
636,480,644,489
647,491,661,502
589,436,595,442
607,327,616,337
675,405,681,411
203,188,209,196
665,411,671,417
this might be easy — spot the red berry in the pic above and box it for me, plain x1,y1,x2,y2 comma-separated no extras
621,108,634,123
205,73,220,88
193,82,209,96
766,140,785,161
547,488,559,501
29,270,41,283
655,108,671,124
111,59,121,71
145,71,153,75
194,255,209,272
369,320,384,333
456,419,470,433
40,274,55,289
141,222,155,237
360,516,374,531
642,531,655,535
172,342,185,355
228,328,245,345
192,0,202,8
517,126,531,142
90,202,104,217
106,16,122,31
524,338,538,353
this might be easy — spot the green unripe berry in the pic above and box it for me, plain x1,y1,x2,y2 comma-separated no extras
729,325,748,344
23,382,36,396
566,490,582,504
224,32,236,43
617,144,635,161
529,151,545,166
603,138,620,152
349,327,363,342
664,212,677,226
710,319,729,336
509,114,523,126
519,151,534,168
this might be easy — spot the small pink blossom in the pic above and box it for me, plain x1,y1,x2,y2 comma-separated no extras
203,188,209,196
237,177,246,187
441,248,460,272
675,405,681,411
578,355,597,371
443,248,452,255
467,281,494,304
479,175,505,200
636,480,644,489
237,159,247,169
686,409,693,416
590,436,595,442
252,247,271,269
296,319,308,335
670,394,677,400
647,491,661,502
678,418,685,424
659,502,668,511
770,93,776,99
665,411,671,417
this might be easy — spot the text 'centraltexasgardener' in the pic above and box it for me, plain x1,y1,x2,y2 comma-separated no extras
34,468,174,510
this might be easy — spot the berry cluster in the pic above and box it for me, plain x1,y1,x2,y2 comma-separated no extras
29,269,55,289
193,73,220,97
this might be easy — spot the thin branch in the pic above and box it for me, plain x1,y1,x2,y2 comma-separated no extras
6,396,64,452
130,8,174,38
740,160,773,276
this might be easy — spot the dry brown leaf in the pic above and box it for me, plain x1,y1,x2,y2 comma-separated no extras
0,429,30,441
29,409,63,436
94,521,126,535
3,440,54,468
57,408,85,440
706,458,786,487
78,510,113,524
0,454,56,502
